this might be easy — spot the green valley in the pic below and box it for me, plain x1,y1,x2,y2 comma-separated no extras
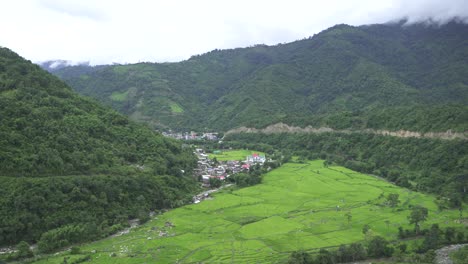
49,21,468,132
1,14,467,264
30,160,465,263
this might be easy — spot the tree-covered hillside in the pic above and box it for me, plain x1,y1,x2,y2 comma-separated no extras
0,47,198,248
50,20,468,132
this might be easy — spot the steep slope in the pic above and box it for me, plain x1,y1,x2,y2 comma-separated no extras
0,47,198,248
50,20,468,132
0,48,195,177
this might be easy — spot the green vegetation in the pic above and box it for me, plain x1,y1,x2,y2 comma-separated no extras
288,250,313,264
3,19,467,263
30,161,465,263
208,149,265,161
110,90,128,101
0,47,198,249
227,132,468,204
451,245,468,264
408,205,429,234
169,101,184,113
0,47,197,178
50,21,468,132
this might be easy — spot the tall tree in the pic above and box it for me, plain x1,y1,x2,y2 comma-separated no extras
345,212,352,225
288,250,312,264
421,224,442,251
408,205,428,234
367,236,393,258
386,193,400,207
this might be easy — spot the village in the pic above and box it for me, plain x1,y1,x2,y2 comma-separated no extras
162,131,220,141
191,148,267,203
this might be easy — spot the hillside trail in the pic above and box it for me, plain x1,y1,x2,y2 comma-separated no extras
225,123,467,140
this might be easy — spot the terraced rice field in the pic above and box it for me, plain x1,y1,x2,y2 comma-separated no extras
34,160,463,263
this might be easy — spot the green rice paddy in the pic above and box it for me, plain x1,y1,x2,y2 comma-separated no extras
33,160,463,263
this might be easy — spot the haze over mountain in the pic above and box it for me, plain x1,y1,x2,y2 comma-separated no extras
39,60,90,72
49,20,468,133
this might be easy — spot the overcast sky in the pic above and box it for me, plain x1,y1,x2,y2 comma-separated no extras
0,0,467,65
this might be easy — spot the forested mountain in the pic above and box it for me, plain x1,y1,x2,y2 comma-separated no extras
50,20,468,132
0,47,198,249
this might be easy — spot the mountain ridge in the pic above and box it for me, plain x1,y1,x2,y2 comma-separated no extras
47,20,468,132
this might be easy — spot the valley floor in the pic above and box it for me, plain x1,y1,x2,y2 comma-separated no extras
31,160,464,263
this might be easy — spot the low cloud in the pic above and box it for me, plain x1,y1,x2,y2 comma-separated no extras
0,0,466,65
38,0,105,21
393,0,468,24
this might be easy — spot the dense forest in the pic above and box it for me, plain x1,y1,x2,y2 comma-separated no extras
225,132,467,205
0,47,198,249
49,20,468,132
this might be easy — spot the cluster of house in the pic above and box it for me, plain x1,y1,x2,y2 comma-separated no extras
246,153,267,163
193,149,267,187
162,131,219,141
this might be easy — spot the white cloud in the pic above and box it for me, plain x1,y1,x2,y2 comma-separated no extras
38,0,106,21
0,0,466,65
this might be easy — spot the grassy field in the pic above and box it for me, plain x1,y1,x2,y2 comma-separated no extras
169,102,184,113
209,149,265,161
33,160,463,263
110,91,129,102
